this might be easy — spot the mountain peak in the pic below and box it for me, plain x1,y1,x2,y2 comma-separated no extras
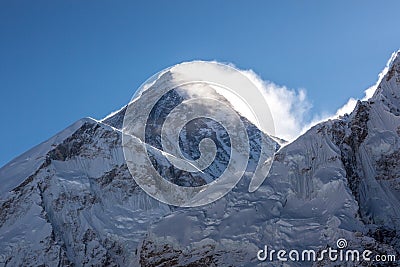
369,50,400,115
385,49,400,82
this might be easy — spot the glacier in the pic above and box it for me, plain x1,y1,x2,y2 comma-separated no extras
1,51,400,266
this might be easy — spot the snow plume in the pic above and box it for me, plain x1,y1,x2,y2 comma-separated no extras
242,70,312,141
244,50,400,141
241,66,377,142
299,84,380,136
332,50,400,118
332,86,374,119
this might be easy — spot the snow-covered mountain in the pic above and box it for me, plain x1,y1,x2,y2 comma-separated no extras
1,51,400,266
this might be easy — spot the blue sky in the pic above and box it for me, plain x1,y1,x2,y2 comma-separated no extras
1,0,400,167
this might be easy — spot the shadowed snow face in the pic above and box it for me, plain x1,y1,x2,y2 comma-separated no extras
122,61,278,207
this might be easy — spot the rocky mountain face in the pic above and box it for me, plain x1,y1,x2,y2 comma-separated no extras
0,67,278,266
1,51,400,266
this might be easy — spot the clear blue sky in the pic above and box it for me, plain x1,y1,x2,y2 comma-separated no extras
1,0,400,167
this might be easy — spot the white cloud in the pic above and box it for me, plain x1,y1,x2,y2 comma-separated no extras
230,51,395,142
241,70,312,141
363,85,376,101
334,97,358,117
333,85,376,119
330,51,398,120
240,69,377,142
297,84,377,138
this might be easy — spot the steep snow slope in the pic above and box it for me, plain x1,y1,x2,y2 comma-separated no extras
1,51,400,266
0,118,171,266
0,66,278,266
137,51,400,266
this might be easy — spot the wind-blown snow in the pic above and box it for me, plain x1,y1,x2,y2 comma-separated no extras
1,51,400,266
